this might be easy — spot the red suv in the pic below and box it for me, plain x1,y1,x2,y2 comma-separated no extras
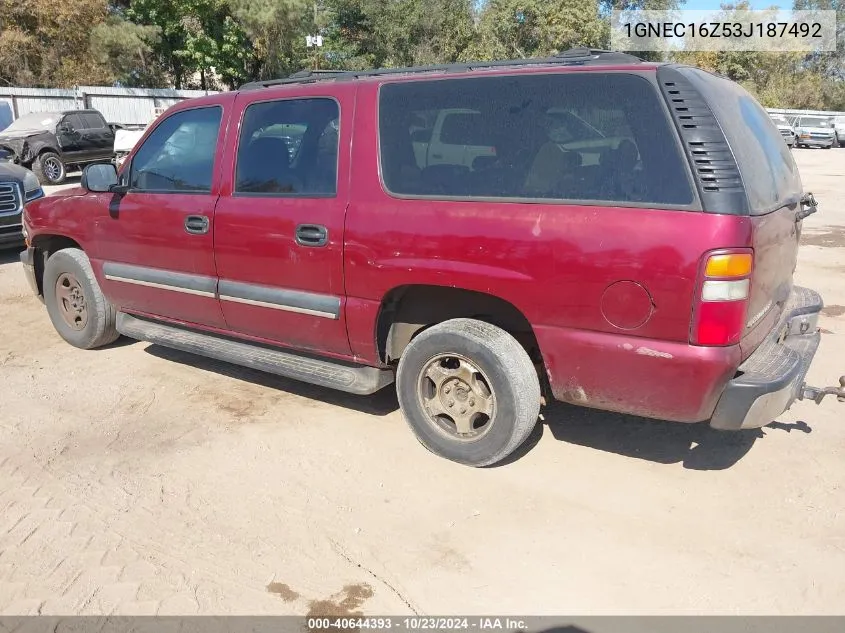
20,49,844,466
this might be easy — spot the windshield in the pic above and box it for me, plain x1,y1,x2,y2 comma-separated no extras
801,117,831,128
3,112,61,133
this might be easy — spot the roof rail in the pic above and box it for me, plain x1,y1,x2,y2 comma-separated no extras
238,48,645,90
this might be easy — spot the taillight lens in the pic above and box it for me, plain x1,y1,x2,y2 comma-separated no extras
691,250,753,346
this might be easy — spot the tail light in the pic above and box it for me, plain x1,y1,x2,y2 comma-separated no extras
691,250,753,346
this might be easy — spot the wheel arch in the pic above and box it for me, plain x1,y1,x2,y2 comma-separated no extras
375,283,544,371
29,234,83,296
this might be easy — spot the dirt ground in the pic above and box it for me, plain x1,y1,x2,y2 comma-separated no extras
0,149,844,616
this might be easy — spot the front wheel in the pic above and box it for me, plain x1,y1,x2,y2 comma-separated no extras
32,151,66,185
44,248,119,349
396,319,541,467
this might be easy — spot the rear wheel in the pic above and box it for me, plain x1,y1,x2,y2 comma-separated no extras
396,318,541,467
32,151,66,185
44,248,119,349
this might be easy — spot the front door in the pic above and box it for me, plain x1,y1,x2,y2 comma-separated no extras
92,103,229,329
56,113,85,162
213,86,353,356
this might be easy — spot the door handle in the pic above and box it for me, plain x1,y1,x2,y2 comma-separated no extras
185,215,210,235
295,224,328,247
431,153,443,159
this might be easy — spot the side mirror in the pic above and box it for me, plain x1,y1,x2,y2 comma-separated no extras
82,163,123,194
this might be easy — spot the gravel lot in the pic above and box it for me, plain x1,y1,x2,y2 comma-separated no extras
0,149,844,616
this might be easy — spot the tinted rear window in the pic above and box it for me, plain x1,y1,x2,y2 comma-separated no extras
682,68,802,215
81,112,106,128
378,73,694,206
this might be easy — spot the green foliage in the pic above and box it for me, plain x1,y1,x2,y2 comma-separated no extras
89,16,163,87
0,0,842,109
465,0,604,60
127,0,252,88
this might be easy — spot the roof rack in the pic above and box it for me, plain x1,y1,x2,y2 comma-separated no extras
238,48,644,90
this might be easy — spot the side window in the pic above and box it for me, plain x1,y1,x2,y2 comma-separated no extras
235,98,340,196
130,106,221,193
683,68,801,214
63,114,85,132
82,112,105,129
379,73,694,206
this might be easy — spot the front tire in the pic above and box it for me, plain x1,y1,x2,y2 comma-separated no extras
396,319,541,467
44,248,119,349
32,151,66,185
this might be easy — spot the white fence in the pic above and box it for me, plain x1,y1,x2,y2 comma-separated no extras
0,86,219,127
766,107,845,119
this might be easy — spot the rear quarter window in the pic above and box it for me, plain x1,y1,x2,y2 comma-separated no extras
681,68,802,215
378,72,695,207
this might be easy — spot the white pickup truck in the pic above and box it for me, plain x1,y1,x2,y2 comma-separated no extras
834,115,845,148
410,107,632,172
113,107,166,167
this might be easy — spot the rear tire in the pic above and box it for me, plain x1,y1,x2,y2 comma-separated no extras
396,318,541,467
32,151,66,185
44,248,119,349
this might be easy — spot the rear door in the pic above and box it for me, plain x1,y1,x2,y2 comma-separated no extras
212,84,354,356
92,103,229,328
80,111,115,161
680,68,803,356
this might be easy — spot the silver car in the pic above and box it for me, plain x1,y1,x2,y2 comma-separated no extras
833,115,845,148
769,114,795,148
793,115,835,149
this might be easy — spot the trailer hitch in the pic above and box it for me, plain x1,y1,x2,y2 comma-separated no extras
799,376,845,405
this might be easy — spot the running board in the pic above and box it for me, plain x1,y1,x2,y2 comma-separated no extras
116,313,394,395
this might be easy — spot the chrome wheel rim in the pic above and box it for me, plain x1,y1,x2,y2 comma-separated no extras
416,353,496,441
55,273,88,330
44,157,63,182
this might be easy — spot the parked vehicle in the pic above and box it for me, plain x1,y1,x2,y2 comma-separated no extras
769,114,795,148
793,115,835,149
113,107,167,169
833,115,845,148
0,161,44,248
20,49,845,466
0,102,12,133
0,109,115,185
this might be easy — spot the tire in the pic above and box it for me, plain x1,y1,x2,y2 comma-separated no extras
32,151,66,185
396,318,541,467
44,248,119,349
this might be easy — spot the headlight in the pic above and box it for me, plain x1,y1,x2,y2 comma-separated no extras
23,170,44,202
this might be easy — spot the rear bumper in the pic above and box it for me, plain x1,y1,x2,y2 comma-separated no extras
710,286,823,430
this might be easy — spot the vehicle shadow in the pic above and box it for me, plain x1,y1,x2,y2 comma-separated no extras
514,401,810,471
141,342,811,465
142,344,401,417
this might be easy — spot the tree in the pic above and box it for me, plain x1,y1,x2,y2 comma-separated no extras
0,0,113,86
127,0,253,89
89,15,164,87
465,0,605,60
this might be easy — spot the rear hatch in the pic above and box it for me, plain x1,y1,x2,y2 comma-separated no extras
675,67,804,357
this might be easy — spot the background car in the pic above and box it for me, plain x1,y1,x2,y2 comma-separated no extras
0,109,115,185
769,114,796,148
833,115,845,148
793,115,835,149
0,103,12,133
0,161,43,248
